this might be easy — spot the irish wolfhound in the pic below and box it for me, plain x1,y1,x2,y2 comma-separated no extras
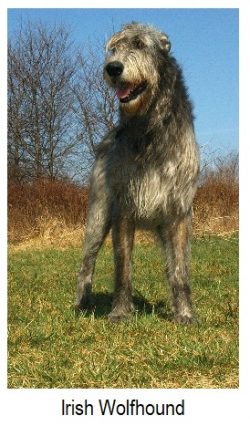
76,22,200,323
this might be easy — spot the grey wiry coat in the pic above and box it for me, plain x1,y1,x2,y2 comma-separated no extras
76,23,200,323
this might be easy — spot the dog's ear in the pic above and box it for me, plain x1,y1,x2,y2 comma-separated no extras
106,38,115,53
159,34,171,52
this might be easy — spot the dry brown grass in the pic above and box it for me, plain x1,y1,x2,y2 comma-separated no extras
8,179,87,247
193,153,239,236
8,154,239,249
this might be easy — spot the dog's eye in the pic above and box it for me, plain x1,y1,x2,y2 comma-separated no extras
132,37,145,49
107,46,116,55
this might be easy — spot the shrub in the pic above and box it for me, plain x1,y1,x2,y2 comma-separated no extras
8,179,88,243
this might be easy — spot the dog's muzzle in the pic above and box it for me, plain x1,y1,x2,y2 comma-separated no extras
105,60,147,104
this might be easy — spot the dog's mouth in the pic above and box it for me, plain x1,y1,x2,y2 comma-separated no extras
116,81,147,103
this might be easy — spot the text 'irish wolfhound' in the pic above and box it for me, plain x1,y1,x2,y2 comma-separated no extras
76,22,200,323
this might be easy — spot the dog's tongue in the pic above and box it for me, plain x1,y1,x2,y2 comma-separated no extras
116,86,132,100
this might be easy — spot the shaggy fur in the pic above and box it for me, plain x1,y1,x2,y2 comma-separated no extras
76,22,200,323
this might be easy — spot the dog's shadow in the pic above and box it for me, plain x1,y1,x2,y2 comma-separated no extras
75,290,171,320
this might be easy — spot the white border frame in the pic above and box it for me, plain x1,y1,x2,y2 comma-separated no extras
1,1,248,425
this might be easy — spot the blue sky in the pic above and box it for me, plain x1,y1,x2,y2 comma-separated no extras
8,8,239,158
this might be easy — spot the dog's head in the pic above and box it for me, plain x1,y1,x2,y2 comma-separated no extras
104,22,171,117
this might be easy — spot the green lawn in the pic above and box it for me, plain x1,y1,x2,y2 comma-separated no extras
8,234,239,388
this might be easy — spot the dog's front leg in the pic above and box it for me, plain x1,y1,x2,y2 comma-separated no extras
108,214,135,322
158,214,194,324
76,158,111,312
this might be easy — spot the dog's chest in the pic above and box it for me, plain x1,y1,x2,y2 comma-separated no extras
108,144,176,219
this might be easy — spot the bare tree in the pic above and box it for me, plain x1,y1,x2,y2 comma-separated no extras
8,23,77,182
72,45,117,162
8,23,120,183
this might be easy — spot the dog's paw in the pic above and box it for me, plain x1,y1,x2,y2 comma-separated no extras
174,313,194,324
108,306,134,323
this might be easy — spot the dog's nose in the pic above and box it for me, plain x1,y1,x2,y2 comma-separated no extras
105,61,124,77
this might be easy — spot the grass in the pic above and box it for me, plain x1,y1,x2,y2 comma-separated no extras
8,234,239,388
